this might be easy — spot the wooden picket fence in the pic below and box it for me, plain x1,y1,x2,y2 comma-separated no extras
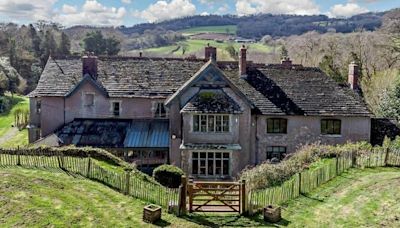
248,148,400,214
0,149,178,209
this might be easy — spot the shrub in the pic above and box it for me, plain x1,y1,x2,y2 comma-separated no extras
240,142,373,190
0,96,11,113
153,164,184,188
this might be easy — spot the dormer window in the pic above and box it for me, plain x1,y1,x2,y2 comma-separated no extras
154,102,167,118
112,101,120,116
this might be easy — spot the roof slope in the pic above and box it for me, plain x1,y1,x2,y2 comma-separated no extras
30,56,371,117
221,64,371,116
29,56,206,98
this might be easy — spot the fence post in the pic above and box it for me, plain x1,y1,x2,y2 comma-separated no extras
298,172,302,194
188,178,194,213
86,156,91,178
352,150,357,168
384,147,390,166
178,175,187,216
125,170,131,195
336,153,339,176
17,146,21,166
240,179,246,215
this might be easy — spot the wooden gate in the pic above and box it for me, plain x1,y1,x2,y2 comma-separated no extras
187,180,246,214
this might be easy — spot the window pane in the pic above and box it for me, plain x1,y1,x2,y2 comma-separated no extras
192,159,198,174
193,115,199,132
267,118,287,133
223,160,229,175
208,159,214,175
200,115,207,132
215,159,222,175
216,116,222,132
208,115,215,132
193,152,198,159
222,115,230,132
200,152,206,159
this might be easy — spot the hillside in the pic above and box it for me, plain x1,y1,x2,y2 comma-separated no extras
118,12,384,38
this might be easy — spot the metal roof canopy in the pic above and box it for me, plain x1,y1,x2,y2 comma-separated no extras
124,120,170,148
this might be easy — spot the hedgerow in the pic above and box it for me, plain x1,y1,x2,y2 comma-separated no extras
240,142,375,190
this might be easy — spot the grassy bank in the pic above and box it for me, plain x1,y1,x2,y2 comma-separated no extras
179,25,237,35
184,167,400,227
0,167,200,227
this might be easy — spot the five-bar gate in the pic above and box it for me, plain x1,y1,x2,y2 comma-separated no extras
187,179,246,214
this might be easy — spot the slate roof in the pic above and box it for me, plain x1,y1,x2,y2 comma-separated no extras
29,56,206,98
30,56,371,117
181,90,243,114
56,119,131,147
220,64,371,116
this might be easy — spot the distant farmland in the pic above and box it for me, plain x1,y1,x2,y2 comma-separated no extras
179,25,237,35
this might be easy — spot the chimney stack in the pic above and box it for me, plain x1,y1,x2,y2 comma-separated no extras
281,57,292,68
348,61,359,90
239,45,247,78
139,51,143,58
82,54,98,79
205,44,217,62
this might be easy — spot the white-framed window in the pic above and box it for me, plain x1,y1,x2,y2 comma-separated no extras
193,114,230,133
111,101,121,116
154,102,167,118
83,93,95,107
192,151,230,176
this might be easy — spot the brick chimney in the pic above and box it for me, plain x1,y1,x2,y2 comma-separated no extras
281,57,292,68
348,61,359,90
82,54,98,79
205,44,217,62
239,45,247,78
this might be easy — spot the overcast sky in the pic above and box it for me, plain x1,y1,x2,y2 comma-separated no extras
0,0,398,27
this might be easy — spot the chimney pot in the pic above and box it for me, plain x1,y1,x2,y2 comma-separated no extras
139,52,143,57
239,45,247,77
205,45,217,62
281,57,292,68
348,61,359,90
82,55,98,79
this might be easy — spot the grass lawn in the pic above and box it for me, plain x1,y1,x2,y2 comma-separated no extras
0,95,29,148
0,95,28,137
184,167,400,227
1,166,399,227
143,39,272,61
0,167,201,228
179,25,237,36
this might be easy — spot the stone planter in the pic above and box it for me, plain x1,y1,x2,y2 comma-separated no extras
143,204,162,223
263,205,281,223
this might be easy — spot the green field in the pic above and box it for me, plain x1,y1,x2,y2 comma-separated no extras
1,166,399,227
0,95,29,148
0,167,200,227
142,39,272,61
184,167,400,227
179,25,237,35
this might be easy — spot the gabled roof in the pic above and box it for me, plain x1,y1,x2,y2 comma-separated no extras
30,56,371,117
165,60,253,108
65,74,108,97
181,90,243,114
29,56,206,98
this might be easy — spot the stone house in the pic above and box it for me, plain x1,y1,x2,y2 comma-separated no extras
28,45,371,179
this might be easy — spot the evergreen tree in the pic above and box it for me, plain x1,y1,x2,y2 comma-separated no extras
58,32,71,56
29,24,41,57
40,30,57,67
319,55,344,83
105,37,120,55
83,31,120,55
